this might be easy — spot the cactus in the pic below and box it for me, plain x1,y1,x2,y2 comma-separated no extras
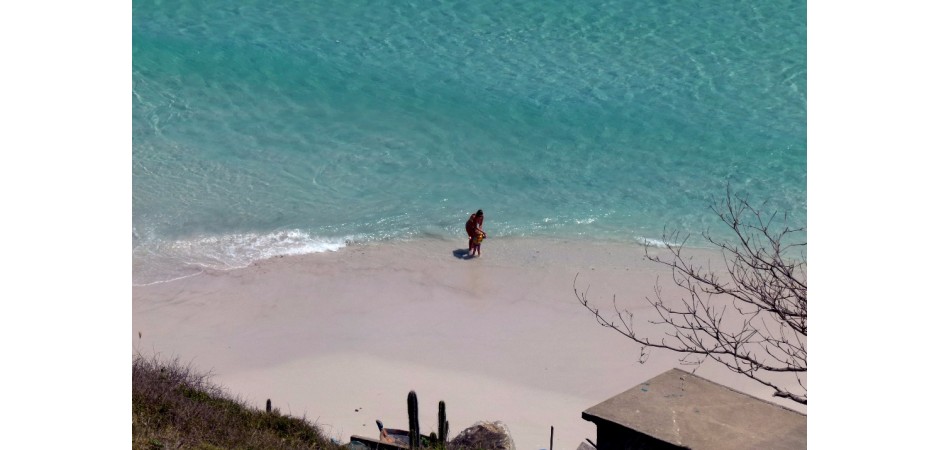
437,401,448,448
408,391,420,450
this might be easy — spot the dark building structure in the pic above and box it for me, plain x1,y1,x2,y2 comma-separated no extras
582,369,806,450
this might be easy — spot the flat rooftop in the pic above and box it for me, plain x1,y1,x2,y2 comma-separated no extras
582,368,806,450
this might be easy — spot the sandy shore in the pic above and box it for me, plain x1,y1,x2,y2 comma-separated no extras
133,236,805,450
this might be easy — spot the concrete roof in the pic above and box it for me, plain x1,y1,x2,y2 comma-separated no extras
582,369,806,450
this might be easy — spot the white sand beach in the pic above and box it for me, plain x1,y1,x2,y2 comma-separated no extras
132,236,806,450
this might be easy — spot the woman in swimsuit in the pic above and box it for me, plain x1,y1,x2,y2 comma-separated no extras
465,209,486,256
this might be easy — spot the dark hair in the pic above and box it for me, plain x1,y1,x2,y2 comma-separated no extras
476,209,484,216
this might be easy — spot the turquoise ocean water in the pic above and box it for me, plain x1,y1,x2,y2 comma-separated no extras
133,0,806,285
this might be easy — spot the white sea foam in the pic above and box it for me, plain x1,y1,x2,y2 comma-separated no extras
184,230,349,260
634,236,680,248
133,230,350,285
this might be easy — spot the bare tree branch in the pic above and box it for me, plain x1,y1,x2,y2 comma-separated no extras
575,188,807,405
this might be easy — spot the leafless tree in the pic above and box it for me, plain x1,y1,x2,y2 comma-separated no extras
576,188,806,405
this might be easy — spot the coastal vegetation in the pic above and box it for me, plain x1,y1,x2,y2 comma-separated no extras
133,356,509,450
576,188,807,404
133,354,343,450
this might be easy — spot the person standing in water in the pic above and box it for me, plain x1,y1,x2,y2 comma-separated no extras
465,209,486,257
465,210,480,252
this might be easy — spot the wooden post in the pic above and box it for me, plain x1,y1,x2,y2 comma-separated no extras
550,426,554,450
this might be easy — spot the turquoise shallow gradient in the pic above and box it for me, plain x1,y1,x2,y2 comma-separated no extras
133,0,806,284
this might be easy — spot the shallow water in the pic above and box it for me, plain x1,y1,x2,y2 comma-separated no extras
133,0,806,284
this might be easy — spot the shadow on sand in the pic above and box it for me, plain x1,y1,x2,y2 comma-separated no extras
452,248,474,260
